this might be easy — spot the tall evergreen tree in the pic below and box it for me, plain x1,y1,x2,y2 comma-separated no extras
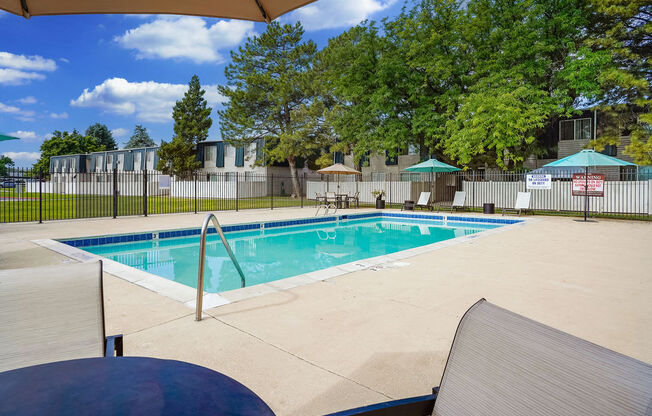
218,22,325,197
157,75,212,177
85,123,117,150
0,155,14,176
125,125,156,149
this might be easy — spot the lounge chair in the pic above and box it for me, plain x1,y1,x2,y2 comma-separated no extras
450,191,466,212
415,192,433,211
0,261,123,372
325,299,652,416
502,191,531,216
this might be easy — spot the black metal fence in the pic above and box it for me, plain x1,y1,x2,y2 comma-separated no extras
1,168,650,223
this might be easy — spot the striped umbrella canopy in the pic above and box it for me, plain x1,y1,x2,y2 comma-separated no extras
0,0,315,22
404,158,461,173
0,133,20,142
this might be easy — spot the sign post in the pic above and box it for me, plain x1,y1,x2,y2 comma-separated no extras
572,171,605,221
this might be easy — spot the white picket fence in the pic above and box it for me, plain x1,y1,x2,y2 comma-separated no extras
461,180,652,214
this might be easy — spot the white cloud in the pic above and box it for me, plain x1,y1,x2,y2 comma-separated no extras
17,96,37,105
59,57,70,64
287,0,396,31
115,16,255,64
0,51,57,71
111,127,130,138
0,68,46,85
0,101,20,113
2,151,41,162
71,77,226,122
49,112,68,119
0,51,57,85
6,130,49,142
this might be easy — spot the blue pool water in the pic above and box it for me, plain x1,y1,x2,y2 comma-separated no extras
81,217,501,292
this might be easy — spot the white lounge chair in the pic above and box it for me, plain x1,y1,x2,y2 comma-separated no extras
450,191,466,212
327,299,652,416
0,261,123,372
503,191,531,216
415,192,433,211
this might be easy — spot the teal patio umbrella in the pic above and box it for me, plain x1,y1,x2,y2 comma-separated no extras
404,158,461,173
404,158,461,199
542,149,636,221
0,133,20,142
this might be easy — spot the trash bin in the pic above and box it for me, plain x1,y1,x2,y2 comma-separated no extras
483,203,495,214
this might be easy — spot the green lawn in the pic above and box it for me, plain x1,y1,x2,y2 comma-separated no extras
0,189,314,223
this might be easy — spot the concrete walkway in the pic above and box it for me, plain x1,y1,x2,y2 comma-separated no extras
1,208,651,415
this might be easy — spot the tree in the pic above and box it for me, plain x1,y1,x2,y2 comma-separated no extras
85,123,117,150
584,0,651,165
33,130,104,173
218,22,325,197
157,75,212,178
125,125,156,149
0,155,14,176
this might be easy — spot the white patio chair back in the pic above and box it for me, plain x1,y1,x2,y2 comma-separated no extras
416,192,431,206
0,261,105,372
433,299,652,416
452,191,466,208
515,192,531,210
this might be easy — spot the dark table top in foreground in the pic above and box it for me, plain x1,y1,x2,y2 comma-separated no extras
0,357,275,416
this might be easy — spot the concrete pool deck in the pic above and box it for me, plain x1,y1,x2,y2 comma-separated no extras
1,208,651,415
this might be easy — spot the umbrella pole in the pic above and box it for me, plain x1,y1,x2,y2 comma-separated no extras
584,166,588,222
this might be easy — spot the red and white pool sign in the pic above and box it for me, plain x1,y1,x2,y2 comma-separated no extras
572,173,605,197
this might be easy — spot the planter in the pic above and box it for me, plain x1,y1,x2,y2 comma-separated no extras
376,199,385,209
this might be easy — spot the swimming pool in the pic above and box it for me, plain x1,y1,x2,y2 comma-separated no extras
62,213,516,293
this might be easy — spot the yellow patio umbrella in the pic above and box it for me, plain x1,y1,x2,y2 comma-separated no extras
0,0,316,22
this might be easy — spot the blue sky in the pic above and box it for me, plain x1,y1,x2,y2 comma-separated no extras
0,1,403,167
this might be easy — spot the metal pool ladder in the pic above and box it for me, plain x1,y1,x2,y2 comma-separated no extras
196,213,245,321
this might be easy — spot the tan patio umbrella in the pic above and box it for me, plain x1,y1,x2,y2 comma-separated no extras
317,163,360,193
316,163,361,175
0,0,316,22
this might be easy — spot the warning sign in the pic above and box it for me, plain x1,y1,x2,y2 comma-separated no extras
572,173,605,197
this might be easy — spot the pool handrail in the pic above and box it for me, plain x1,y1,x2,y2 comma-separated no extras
196,213,245,321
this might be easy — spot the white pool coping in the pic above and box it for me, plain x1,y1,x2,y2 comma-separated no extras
33,211,537,310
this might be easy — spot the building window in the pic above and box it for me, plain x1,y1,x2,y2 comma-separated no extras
204,145,216,162
333,151,344,164
560,118,591,141
146,151,154,170
371,172,386,181
385,151,398,166
235,147,245,167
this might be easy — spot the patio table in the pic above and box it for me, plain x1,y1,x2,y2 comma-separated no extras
336,194,349,208
0,356,275,415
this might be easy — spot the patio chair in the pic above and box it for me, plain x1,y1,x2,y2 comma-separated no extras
347,191,360,208
0,261,123,372
450,191,466,212
325,191,338,204
415,192,433,211
325,299,652,416
502,191,531,216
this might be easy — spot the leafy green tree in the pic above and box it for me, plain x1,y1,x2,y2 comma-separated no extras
85,123,117,150
33,130,105,173
125,125,156,149
157,75,212,178
584,0,651,165
218,22,325,197
0,155,14,176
